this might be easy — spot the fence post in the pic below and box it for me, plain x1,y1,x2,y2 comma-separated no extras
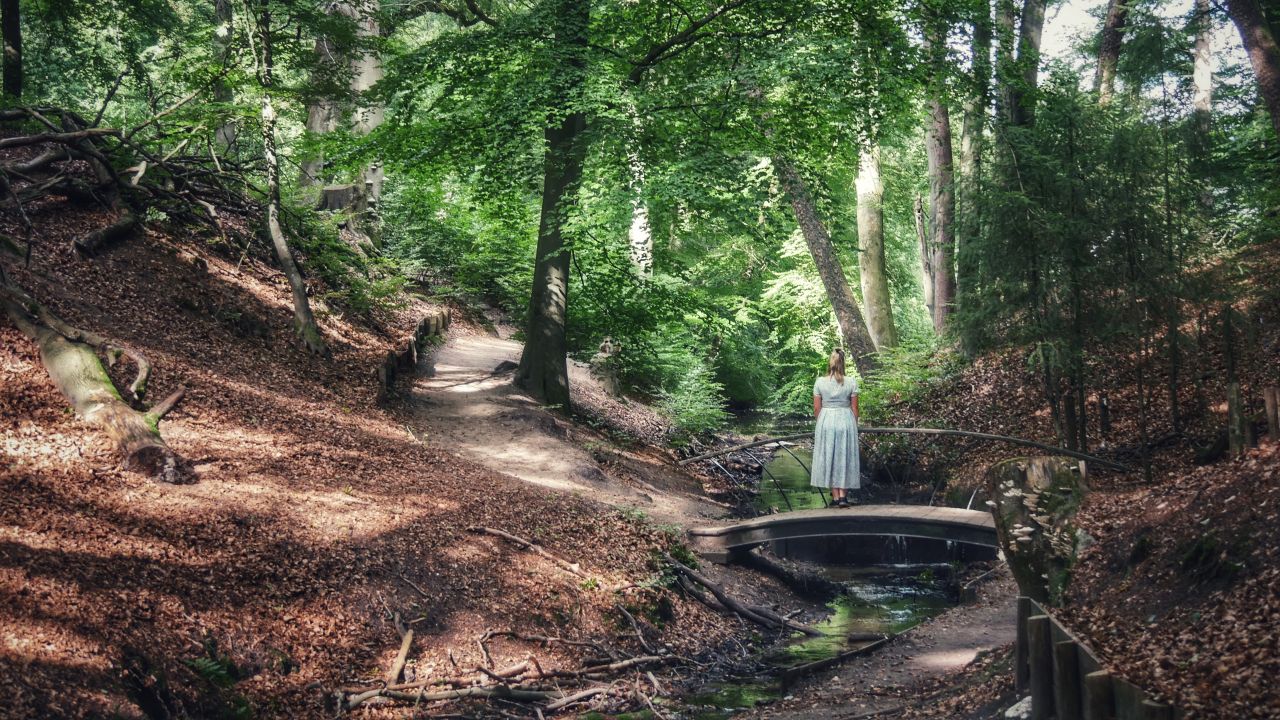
1264,386,1279,444
1083,670,1115,720
1139,699,1173,720
1227,383,1246,456
1016,597,1033,692
1054,640,1083,720
1029,615,1054,720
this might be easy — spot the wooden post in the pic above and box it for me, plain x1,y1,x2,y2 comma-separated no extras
1054,640,1083,720
1029,615,1054,720
1265,386,1279,444
1083,670,1115,720
1139,699,1173,720
1227,382,1246,457
1016,597,1034,692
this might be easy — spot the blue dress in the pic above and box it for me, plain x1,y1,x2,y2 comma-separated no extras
810,375,860,489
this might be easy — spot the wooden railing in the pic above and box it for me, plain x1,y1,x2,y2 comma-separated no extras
1015,596,1179,720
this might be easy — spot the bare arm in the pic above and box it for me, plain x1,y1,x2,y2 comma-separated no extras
851,393,859,420
813,394,822,418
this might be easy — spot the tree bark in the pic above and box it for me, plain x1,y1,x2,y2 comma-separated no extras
300,0,384,201
773,156,876,374
995,0,1018,124
213,0,237,151
258,0,327,355
958,2,991,347
924,22,957,333
1009,0,1046,127
1095,0,1129,105
515,0,589,410
1,0,19,99
855,145,897,349
915,194,934,321
1226,0,1280,141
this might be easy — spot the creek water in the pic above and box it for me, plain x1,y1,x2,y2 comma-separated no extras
682,432,960,718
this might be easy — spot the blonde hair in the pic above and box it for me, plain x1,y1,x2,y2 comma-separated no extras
827,349,846,384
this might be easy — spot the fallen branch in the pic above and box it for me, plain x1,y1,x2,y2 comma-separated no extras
779,635,893,687
665,554,821,636
385,614,414,686
73,211,141,257
615,604,655,654
544,686,610,712
345,684,560,711
467,526,589,579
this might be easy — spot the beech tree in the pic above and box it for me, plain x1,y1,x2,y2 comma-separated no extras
1225,0,1280,141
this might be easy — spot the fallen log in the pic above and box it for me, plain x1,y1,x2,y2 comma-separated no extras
74,211,140,257
0,268,185,482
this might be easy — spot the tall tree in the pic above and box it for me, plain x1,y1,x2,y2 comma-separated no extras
515,0,590,410
1,0,20,99
1007,0,1045,126
1225,0,1280,140
1193,0,1213,132
256,0,327,355
958,0,992,344
774,156,877,373
213,0,236,151
1095,0,1129,105
855,144,898,349
923,14,956,333
300,0,385,202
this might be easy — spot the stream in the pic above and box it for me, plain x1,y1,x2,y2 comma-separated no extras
682,427,964,718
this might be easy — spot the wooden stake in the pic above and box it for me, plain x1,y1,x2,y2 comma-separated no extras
1083,670,1115,720
1053,640,1082,720
1016,597,1033,692
1028,615,1054,720
1227,382,1246,457
1264,386,1279,444
1139,699,1173,720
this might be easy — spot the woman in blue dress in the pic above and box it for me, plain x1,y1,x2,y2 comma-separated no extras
810,349,860,507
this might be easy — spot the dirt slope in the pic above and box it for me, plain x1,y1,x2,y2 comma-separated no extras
0,173,737,717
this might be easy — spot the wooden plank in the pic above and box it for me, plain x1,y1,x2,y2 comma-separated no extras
1054,640,1082,720
1029,615,1054,720
1016,597,1033,693
1083,670,1114,720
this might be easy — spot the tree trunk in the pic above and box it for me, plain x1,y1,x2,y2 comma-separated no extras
300,0,385,202
1226,0,1280,141
258,0,327,355
1,0,20,99
1009,0,1046,127
1095,0,1129,105
915,194,934,322
855,145,897,350
626,113,653,276
958,3,991,351
213,0,236,151
994,0,1018,124
0,278,183,482
515,0,589,410
774,156,876,374
925,19,957,333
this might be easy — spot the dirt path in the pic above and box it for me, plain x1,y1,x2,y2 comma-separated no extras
409,327,724,527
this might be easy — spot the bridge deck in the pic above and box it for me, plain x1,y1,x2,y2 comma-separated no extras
688,505,998,562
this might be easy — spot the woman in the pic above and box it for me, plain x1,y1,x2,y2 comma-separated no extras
810,348,860,507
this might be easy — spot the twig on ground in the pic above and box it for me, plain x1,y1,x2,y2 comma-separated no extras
467,526,589,579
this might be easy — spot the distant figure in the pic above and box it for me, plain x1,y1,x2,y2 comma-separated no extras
590,336,621,396
810,349,860,507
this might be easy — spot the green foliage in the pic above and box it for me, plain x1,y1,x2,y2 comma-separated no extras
858,341,948,426
658,355,729,438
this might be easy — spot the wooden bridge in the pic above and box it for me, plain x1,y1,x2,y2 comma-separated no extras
687,505,999,562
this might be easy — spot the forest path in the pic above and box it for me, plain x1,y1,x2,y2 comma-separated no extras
408,327,723,527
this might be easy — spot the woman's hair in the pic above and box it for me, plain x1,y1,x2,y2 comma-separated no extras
827,348,846,384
